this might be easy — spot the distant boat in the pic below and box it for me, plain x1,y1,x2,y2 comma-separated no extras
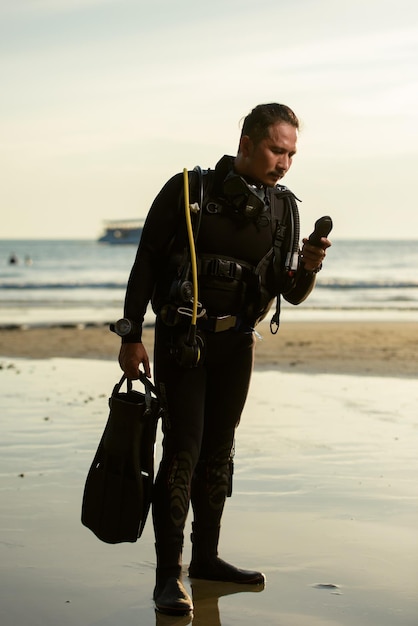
98,219,144,244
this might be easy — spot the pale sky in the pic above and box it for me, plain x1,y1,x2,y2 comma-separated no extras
1,0,417,240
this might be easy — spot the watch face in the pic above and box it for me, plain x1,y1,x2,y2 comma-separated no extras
116,319,132,335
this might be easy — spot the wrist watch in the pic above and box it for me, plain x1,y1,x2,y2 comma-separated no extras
109,318,137,337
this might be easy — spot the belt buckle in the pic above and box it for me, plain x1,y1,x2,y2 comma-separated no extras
214,315,236,332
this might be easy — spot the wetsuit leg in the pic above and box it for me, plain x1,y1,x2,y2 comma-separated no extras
190,327,255,527
152,320,206,585
188,329,264,584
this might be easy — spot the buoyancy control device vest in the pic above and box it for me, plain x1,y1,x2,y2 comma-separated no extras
152,156,301,329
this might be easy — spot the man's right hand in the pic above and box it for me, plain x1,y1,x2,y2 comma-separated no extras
118,342,151,379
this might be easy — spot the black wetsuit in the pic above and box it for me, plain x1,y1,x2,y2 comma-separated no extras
122,155,316,580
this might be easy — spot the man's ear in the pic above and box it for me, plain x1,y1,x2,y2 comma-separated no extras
239,134,252,157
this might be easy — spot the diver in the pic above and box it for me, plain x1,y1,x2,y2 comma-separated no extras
115,103,332,615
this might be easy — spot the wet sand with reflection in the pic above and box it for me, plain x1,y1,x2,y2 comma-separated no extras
0,322,417,625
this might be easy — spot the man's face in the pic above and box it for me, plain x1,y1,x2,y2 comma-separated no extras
237,121,298,187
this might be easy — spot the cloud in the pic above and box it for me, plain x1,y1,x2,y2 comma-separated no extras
0,0,117,15
1,0,418,238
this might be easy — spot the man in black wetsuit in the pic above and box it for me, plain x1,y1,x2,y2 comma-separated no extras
116,103,331,615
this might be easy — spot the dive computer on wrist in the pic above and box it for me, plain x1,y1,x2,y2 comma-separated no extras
109,318,137,337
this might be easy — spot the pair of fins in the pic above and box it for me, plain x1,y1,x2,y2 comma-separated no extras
81,374,160,543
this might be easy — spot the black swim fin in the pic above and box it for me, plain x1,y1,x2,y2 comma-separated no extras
81,374,160,544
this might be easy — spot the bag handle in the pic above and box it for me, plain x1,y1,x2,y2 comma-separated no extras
113,372,159,402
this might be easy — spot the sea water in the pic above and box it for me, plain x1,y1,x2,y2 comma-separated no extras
0,239,417,326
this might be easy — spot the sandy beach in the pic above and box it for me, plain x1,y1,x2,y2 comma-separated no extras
1,319,417,377
1,320,417,625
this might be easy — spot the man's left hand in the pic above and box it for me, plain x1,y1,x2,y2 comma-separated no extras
300,237,332,272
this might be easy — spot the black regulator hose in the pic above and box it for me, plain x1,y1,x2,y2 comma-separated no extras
286,194,300,274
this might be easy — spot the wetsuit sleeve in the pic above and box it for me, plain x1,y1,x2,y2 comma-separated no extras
121,173,183,342
279,202,317,305
282,265,316,305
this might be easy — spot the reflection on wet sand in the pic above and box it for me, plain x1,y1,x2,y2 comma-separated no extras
155,580,265,625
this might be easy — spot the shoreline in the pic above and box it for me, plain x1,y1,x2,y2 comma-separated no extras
1,319,417,377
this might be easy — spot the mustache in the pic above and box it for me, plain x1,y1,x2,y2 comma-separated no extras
270,169,285,179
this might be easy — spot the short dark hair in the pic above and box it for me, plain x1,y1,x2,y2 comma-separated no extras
240,103,299,144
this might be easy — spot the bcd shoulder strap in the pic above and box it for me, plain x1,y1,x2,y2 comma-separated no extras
267,185,301,333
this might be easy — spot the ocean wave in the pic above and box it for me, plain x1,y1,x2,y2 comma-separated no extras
0,281,125,290
316,281,418,290
1,279,418,291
